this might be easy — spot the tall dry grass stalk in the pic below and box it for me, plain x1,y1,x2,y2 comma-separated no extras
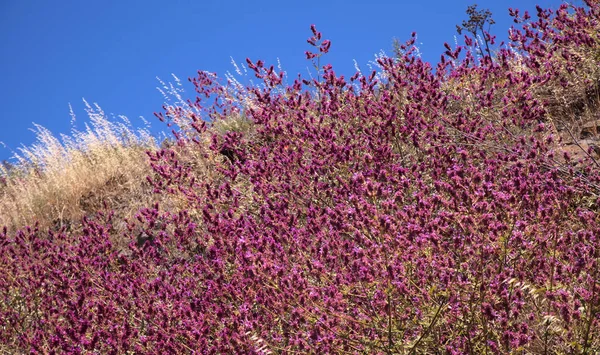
0,100,160,232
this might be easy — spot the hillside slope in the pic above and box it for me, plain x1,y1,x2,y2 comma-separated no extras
2,1,600,353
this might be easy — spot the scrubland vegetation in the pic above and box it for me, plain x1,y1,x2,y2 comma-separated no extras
2,1,600,353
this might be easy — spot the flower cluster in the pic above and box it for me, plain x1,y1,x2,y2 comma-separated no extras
2,1,600,353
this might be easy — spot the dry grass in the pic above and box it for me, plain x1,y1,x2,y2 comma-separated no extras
0,89,258,246
0,100,160,233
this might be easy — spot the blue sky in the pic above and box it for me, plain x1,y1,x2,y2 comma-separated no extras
0,0,569,163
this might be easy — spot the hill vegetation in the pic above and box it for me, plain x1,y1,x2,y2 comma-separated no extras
2,1,600,353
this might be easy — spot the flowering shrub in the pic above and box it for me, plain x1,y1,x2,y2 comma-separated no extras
2,1,600,353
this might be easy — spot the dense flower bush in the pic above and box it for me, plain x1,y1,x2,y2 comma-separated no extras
2,1,600,353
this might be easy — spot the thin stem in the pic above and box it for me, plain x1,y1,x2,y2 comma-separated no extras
582,258,599,354
408,297,447,354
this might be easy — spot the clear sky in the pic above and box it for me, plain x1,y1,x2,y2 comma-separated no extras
0,0,569,163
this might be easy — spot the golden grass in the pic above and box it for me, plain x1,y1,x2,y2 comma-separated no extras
0,90,259,244
0,100,160,233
